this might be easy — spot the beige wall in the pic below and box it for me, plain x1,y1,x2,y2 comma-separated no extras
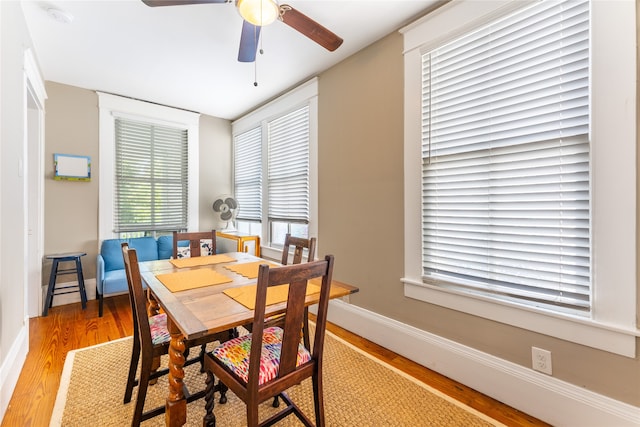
318,33,406,309
317,31,640,406
42,83,233,285
43,83,100,281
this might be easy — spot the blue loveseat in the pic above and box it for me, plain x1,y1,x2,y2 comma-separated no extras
96,236,174,317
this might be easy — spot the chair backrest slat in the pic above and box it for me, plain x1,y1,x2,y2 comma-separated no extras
279,278,309,375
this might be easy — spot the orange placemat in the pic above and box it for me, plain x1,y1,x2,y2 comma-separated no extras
223,261,280,279
224,282,321,310
156,269,233,292
169,254,236,269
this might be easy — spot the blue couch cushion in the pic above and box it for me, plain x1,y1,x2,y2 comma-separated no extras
157,235,173,260
103,269,129,294
101,237,159,272
129,237,159,262
101,239,126,272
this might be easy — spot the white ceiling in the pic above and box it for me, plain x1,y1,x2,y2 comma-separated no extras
21,0,439,120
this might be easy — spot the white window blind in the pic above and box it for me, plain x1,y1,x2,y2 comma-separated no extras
114,118,189,233
234,127,262,222
268,106,310,224
421,0,590,313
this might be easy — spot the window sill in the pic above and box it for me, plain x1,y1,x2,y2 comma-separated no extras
259,245,281,261
402,278,638,358
259,245,315,266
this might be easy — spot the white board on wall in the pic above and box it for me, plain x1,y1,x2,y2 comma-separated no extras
54,153,91,181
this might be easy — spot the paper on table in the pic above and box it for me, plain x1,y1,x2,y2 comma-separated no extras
223,282,322,310
223,260,280,279
156,268,233,292
169,254,236,268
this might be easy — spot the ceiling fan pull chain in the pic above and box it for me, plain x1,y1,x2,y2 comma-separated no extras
256,1,264,55
254,24,259,86
259,1,265,55
254,60,258,87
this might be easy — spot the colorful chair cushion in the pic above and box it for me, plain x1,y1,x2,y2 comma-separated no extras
148,313,171,345
211,327,311,385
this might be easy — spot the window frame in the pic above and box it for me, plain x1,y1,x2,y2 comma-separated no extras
98,92,200,240
232,78,318,259
401,0,638,357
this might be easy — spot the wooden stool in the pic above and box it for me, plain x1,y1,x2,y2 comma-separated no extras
43,252,88,316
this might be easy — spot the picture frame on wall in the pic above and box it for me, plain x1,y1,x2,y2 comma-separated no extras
53,153,91,181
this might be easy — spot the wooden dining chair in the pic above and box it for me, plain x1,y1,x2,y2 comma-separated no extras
246,234,317,349
172,230,216,259
202,255,335,427
121,243,230,427
243,234,318,409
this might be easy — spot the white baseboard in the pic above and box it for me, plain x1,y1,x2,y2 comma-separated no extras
325,300,640,427
41,278,97,309
0,323,28,423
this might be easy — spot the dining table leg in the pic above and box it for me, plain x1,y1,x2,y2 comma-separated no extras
165,318,187,427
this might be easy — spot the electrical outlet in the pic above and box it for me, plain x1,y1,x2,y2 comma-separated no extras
532,347,552,375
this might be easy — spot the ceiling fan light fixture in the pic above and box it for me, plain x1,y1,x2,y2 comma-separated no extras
237,0,279,26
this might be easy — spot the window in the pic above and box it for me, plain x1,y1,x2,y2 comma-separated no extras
402,1,637,356
232,79,318,256
267,106,311,245
98,92,200,240
114,118,189,235
234,126,262,233
422,0,590,315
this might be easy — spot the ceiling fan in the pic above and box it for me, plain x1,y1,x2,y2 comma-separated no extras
141,0,343,63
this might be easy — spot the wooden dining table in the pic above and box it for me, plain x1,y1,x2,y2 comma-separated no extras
139,252,358,427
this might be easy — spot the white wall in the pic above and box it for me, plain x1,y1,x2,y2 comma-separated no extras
0,1,34,420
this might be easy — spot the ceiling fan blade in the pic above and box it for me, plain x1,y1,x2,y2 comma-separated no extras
238,20,261,63
141,0,228,7
279,5,343,52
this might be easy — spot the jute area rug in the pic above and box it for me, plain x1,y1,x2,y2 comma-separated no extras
51,328,504,426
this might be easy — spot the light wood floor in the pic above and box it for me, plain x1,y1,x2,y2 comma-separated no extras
1,295,549,427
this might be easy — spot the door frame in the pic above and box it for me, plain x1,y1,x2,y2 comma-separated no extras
23,48,47,318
